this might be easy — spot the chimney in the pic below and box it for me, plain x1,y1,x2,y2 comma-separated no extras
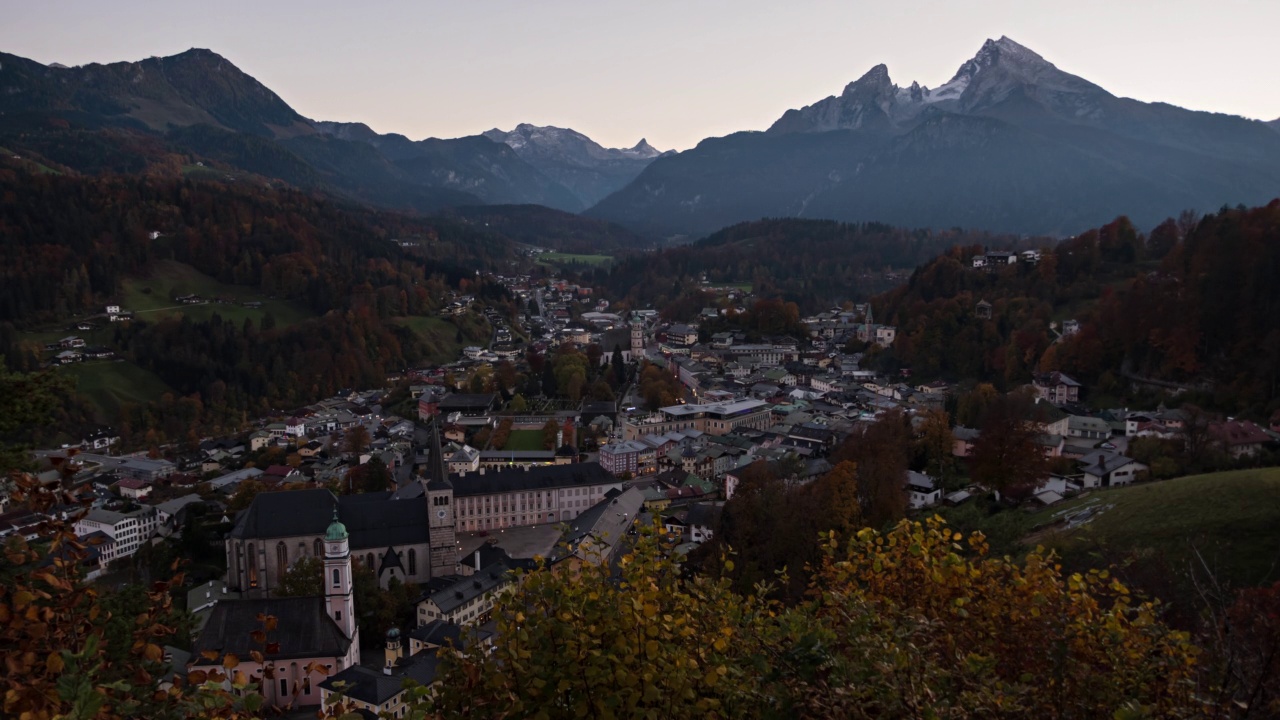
475,551,481,572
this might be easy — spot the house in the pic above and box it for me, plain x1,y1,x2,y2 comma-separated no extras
1066,415,1111,441
447,445,481,474
115,477,152,500
683,502,722,544
1210,419,1273,459
952,427,980,457
105,305,121,316
906,471,941,509
73,506,159,566
599,440,657,477
975,300,992,320
1033,372,1082,405
1078,451,1147,488
436,393,498,418
416,560,515,626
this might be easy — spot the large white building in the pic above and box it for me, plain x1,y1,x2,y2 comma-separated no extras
621,399,772,441
74,506,159,566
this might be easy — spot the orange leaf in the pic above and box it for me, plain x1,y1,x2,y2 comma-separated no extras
222,653,240,670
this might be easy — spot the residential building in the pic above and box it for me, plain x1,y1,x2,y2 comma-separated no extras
74,506,158,565
1078,451,1148,488
599,440,657,477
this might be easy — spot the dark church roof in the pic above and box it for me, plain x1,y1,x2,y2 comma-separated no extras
319,649,443,705
228,487,429,549
408,619,493,651
378,546,404,575
451,461,614,498
192,596,351,662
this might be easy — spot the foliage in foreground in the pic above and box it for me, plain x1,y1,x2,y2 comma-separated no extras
430,518,1205,719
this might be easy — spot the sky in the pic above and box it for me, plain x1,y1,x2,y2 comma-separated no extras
3,0,1278,151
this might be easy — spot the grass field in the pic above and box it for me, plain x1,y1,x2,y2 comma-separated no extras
122,260,312,326
59,361,174,421
390,315,472,365
938,468,1280,593
503,429,546,451
1027,468,1280,589
537,252,613,268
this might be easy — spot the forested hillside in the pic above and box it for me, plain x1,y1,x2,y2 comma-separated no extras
0,168,516,446
878,202,1280,416
0,170,512,327
601,218,1028,312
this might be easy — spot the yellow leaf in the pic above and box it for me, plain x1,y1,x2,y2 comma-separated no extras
46,652,64,674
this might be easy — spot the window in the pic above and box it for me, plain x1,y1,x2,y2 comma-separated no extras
335,610,342,622
366,553,374,568
332,568,340,587
408,549,416,575
279,678,288,696
276,542,288,583
247,543,258,588
314,539,323,557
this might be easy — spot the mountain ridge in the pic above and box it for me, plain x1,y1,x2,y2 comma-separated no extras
589,37,1280,238
0,49,658,218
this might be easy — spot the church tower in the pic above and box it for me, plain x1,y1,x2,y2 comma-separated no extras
426,419,458,578
323,509,360,661
630,320,644,357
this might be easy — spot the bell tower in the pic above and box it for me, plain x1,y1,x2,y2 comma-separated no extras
426,419,457,578
324,508,359,661
630,320,644,357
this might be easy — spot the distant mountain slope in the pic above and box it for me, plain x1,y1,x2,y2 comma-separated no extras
0,48,312,137
440,204,646,252
0,50,592,213
482,124,668,208
312,122,583,210
589,37,1280,237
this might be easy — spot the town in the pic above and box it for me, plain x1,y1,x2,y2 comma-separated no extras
5,253,1279,716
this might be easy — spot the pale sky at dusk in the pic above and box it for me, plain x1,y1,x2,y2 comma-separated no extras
3,0,1278,151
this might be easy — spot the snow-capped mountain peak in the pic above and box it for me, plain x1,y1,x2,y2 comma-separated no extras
769,36,1111,134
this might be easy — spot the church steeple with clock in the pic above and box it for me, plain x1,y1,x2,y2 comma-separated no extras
425,418,458,577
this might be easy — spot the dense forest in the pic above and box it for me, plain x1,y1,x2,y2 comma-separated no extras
0,169,526,445
878,202,1280,418
0,170,513,327
598,218,1031,313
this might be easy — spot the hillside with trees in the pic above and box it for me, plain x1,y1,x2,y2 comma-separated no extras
600,218,1025,313
876,202,1280,418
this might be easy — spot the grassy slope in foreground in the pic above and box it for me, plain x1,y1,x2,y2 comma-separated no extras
1026,468,1280,590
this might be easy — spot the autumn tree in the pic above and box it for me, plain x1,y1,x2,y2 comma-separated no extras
346,457,391,494
811,460,861,538
914,409,957,485
611,345,626,386
422,518,1205,719
344,425,371,456
832,410,910,528
541,419,560,450
429,523,768,719
227,478,267,512
968,391,1049,497
0,473,256,719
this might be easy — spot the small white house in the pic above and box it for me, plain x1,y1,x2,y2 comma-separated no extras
1078,451,1147,488
906,471,942,509
105,305,121,316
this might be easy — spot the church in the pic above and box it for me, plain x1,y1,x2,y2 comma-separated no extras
225,422,457,593
191,510,362,709
224,420,620,594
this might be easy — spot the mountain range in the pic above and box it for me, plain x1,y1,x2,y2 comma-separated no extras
589,37,1280,237
0,48,665,215
2,39,1278,240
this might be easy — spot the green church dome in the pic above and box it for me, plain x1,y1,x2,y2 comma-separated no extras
324,507,348,542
